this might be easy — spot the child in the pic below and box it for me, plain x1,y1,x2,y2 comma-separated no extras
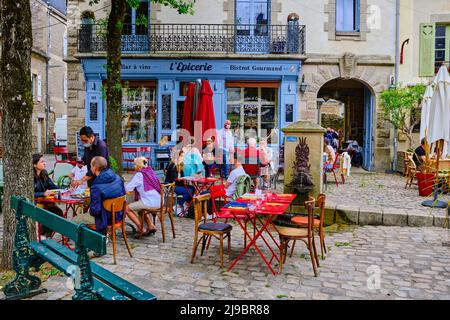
69,157,88,192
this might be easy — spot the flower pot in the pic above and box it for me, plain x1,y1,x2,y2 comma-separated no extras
416,172,435,197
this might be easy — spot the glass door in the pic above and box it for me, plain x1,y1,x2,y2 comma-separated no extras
227,86,277,144
235,0,269,53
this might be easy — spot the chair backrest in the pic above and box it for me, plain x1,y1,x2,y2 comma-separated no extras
233,174,251,199
160,182,175,213
316,194,326,228
52,162,74,182
332,153,340,169
407,155,417,170
103,195,127,226
304,196,316,237
193,193,211,230
210,184,227,217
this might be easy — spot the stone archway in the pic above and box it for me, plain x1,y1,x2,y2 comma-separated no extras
299,55,394,171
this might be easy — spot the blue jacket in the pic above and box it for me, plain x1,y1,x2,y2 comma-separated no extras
89,168,125,233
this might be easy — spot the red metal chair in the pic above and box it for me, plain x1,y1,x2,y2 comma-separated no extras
324,153,340,187
122,147,139,173
53,146,77,166
138,146,152,167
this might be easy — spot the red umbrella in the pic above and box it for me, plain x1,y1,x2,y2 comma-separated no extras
181,82,196,138
195,80,217,146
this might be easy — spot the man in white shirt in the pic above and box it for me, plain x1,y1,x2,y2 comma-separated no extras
216,119,234,178
69,158,88,191
225,157,246,198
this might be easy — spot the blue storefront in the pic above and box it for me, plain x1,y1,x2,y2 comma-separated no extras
82,58,301,163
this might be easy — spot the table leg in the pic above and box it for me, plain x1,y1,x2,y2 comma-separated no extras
228,213,279,275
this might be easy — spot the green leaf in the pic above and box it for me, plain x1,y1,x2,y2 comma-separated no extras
276,294,288,299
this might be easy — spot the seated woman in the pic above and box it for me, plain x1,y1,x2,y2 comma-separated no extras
183,137,204,177
202,137,217,177
33,153,64,238
125,157,159,237
165,150,195,216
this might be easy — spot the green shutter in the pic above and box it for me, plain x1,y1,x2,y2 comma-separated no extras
419,23,435,77
445,26,450,63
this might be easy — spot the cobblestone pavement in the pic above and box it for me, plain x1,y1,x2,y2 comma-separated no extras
325,168,450,218
1,216,449,300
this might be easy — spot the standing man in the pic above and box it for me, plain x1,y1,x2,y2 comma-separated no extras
216,119,234,178
71,126,110,188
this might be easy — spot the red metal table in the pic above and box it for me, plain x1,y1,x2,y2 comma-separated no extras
35,195,89,249
176,177,218,216
220,194,295,275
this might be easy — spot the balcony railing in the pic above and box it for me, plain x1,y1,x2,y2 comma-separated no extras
78,23,306,55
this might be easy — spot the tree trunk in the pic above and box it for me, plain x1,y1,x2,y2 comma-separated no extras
106,0,126,176
0,0,35,270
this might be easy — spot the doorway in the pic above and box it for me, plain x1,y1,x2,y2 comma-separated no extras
317,78,374,171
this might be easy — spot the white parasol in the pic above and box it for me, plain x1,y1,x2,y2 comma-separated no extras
419,84,434,141
427,64,450,158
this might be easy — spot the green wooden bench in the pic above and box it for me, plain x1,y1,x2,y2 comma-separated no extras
3,196,157,301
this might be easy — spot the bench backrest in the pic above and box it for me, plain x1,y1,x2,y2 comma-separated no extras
11,196,106,255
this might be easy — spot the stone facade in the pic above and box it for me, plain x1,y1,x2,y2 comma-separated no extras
299,55,394,171
26,0,68,153
66,0,397,170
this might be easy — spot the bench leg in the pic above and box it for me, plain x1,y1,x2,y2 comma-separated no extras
4,206,46,300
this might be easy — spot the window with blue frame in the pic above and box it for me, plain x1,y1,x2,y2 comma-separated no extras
123,0,150,35
235,0,269,36
336,0,360,32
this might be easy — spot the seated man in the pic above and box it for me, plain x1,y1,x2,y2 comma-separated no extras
225,155,247,198
413,138,427,168
72,156,126,234
240,137,268,189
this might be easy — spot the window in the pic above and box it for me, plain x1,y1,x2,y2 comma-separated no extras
32,74,38,101
122,85,157,143
435,25,450,73
235,0,269,36
123,0,149,35
63,74,67,102
336,0,360,32
226,84,278,144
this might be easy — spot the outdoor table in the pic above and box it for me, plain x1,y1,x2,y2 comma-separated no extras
35,193,89,249
176,176,218,216
220,193,295,275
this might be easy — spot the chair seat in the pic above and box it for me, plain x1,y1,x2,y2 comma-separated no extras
291,216,320,228
88,221,122,230
198,222,232,232
276,225,308,238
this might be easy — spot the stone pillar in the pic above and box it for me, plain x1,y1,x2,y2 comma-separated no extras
282,121,325,210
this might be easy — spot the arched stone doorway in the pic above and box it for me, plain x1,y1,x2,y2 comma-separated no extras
317,78,375,171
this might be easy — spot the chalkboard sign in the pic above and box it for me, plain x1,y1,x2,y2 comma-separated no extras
161,94,171,130
76,131,100,159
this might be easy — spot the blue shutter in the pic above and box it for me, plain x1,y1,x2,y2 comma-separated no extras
336,0,359,32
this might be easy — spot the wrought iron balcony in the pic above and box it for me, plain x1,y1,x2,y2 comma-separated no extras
78,23,306,55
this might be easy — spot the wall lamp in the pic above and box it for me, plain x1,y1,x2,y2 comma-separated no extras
299,75,308,93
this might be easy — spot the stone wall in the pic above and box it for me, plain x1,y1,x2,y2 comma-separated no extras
67,1,86,151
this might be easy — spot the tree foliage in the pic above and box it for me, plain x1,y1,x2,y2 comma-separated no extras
88,0,193,175
380,84,426,147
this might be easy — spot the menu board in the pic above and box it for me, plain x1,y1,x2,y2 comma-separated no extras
161,94,172,130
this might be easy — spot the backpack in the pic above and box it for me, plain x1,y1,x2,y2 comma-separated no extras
233,174,251,200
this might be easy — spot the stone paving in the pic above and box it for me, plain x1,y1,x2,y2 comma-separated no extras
324,168,450,227
1,216,449,300
0,155,449,300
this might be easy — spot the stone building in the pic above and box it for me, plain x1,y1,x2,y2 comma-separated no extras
27,0,68,154
397,0,450,152
66,0,398,171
